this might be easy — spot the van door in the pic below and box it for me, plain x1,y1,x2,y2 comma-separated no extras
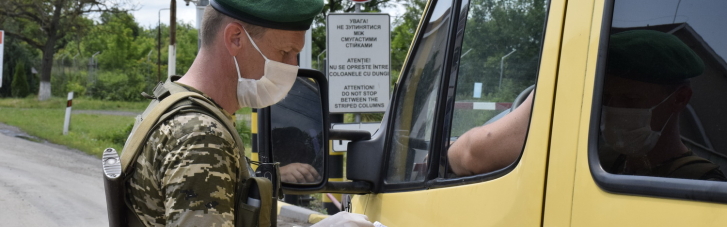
561,0,727,226
349,0,566,226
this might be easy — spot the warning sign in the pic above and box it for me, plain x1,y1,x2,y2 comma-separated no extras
327,13,390,113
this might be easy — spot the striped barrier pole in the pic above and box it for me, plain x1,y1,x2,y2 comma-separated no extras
323,144,344,214
453,101,512,110
323,113,344,214
250,108,259,169
63,91,74,135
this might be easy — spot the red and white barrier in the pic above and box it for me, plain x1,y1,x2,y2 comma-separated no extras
454,102,512,110
63,92,74,135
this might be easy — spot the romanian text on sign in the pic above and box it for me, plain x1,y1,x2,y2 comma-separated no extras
327,14,390,113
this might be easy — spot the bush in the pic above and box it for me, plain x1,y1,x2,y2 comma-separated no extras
11,62,30,97
51,70,87,97
89,68,152,101
98,122,134,145
236,119,252,146
66,81,87,96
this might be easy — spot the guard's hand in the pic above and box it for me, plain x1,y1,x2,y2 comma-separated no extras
312,211,374,227
279,163,320,183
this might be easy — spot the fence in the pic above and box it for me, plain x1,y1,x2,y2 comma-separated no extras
51,53,158,101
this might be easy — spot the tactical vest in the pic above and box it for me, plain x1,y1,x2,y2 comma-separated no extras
609,152,723,180
652,154,723,180
103,77,276,227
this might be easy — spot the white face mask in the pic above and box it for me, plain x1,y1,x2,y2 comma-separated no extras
600,92,675,156
234,29,299,108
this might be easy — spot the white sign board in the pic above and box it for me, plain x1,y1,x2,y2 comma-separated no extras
332,122,381,152
0,30,4,88
327,13,390,113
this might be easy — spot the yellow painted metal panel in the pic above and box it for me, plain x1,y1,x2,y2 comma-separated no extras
542,0,599,226
251,112,258,134
567,1,727,226
352,165,545,226
346,0,568,225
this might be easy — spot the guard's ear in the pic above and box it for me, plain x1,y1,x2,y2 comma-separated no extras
671,85,692,112
223,22,245,57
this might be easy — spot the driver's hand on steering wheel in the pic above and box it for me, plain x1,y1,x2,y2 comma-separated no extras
280,163,321,183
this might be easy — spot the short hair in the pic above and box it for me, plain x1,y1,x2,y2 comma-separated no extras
201,5,268,47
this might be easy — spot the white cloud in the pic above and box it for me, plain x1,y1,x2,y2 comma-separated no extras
131,1,201,29
130,1,407,29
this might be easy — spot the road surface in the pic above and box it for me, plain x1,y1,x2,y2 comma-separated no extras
0,124,108,226
0,123,311,226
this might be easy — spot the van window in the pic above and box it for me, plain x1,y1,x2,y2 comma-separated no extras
446,0,547,177
386,0,453,184
596,0,727,182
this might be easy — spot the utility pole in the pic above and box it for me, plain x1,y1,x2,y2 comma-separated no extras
189,0,209,51
499,48,516,89
158,8,169,82
169,0,177,78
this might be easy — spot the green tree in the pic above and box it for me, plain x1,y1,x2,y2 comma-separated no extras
11,61,30,97
56,15,198,101
0,0,134,100
1,36,39,97
175,23,199,75
310,0,396,70
391,0,426,73
456,0,546,100
94,10,139,69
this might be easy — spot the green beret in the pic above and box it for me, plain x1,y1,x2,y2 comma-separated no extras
607,30,705,84
210,0,323,31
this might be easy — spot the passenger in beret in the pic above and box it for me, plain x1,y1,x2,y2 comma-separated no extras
600,30,725,180
125,0,375,226
449,30,726,181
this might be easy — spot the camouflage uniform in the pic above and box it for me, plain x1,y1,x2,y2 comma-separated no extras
127,85,241,227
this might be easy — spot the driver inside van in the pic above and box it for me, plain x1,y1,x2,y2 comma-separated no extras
448,30,726,181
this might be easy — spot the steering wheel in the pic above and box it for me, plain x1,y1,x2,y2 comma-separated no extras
483,84,535,126
510,84,535,112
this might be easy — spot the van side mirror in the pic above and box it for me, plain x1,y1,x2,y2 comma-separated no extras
268,70,329,187
258,69,373,194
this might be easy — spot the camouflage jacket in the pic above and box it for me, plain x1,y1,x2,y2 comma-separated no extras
127,87,241,227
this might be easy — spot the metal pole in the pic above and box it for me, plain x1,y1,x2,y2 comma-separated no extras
158,8,169,82
60,54,67,78
499,49,516,89
63,92,74,135
169,0,177,78
195,0,209,51
146,50,153,79
72,53,79,73
317,49,326,71
355,3,361,12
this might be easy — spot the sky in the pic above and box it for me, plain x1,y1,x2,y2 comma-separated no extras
131,1,200,29
130,1,406,29
612,0,726,60
128,1,725,62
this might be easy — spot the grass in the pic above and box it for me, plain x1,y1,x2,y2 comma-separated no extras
0,107,134,157
0,97,254,157
0,96,149,111
1,97,327,210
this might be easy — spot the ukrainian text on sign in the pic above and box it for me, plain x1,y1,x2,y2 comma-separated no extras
327,14,390,113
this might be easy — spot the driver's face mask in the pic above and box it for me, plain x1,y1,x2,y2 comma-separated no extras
600,91,676,156
233,27,299,108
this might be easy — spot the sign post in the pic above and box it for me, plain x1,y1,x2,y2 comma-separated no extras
323,8,389,215
63,92,74,135
0,30,4,88
326,13,390,113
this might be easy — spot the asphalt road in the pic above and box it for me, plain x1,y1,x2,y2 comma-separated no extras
0,123,311,226
0,124,108,226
